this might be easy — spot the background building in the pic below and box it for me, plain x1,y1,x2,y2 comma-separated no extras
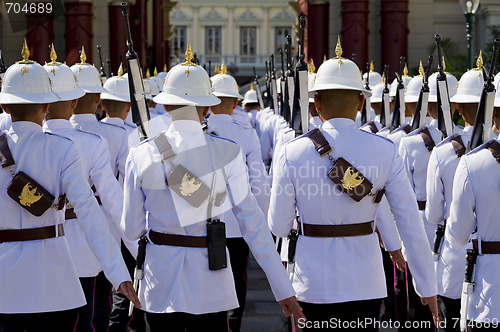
1,0,500,84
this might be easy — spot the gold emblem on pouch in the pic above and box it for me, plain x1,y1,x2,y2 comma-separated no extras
341,167,364,190
19,183,43,207
180,173,202,197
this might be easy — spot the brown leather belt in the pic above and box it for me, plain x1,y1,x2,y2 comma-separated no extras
65,208,77,220
300,221,374,238
473,239,500,254
417,201,426,211
0,224,64,243
149,230,207,248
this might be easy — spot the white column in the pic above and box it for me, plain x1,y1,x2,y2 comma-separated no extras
192,5,199,50
262,6,270,58
228,6,234,61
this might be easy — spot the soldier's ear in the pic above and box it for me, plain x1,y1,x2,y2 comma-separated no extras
356,94,365,111
42,103,50,114
0,105,9,114
314,93,322,113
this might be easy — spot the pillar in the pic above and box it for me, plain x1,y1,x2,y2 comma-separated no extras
341,0,369,69
153,0,164,70
308,0,329,69
108,2,127,74
65,1,93,65
380,0,409,81
26,10,54,63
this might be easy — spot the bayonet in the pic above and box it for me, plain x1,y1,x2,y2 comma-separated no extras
96,45,107,78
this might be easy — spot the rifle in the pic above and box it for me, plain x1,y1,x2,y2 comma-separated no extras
121,2,150,142
253,67,265,110
468,38,500,151
279,48,286,116
390,57,406,132
270,54,280,113
435,35,453,138
360,61,371,125
291,14,309,136
96,45,107,79
285,35,295,123
412,56,434,131
106,59,113,78
380,65,390,128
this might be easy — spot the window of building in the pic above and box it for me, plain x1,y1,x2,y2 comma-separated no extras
240,27,256,63
275,27,292,53
206,26,222,58
172,26,187,60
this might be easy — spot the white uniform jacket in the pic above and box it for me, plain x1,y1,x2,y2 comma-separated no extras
121,118,294,314
399,120,442,246
269,118,437,304
43,119,127,274
207,114,270,231
426,126,473,299
447,139,500,322
71,114,128,181
0,122,129,313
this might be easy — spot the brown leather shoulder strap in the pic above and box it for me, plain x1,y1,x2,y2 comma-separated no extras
450,135,466,158
419,127,436,152
0,134,15,168
367,121,378,134
402,124,411,134
488,140,500,163
304,128,332,156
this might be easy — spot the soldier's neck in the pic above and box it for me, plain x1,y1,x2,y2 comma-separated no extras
168,106,201,122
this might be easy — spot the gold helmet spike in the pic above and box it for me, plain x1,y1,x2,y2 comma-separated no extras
21,38,30,61
370,61,374,73
250,84,254,91
163,64,167,72
80,46,87,64
335,36,343,59
442,56,446,72
181,41,194,66
381,72,385,84
476,50,483,70
308,59,316,74
418,61,424,77
146,68,151,79
403,63,408,76
154,66,158,76
220,60,227,75
323,55,327,64
117,63,124,77
49,43,58,64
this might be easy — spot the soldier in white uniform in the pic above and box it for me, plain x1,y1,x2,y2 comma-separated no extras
121,46,303,331
446,136,500,331
360,83,384,134
207,63,270,332
42,45,131,332
0,42,139,332
70,48,132,331
269,48,438,331
426,62,484,331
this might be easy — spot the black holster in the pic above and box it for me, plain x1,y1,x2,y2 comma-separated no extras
207,219,227,270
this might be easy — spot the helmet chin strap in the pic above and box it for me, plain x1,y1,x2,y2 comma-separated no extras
168,105,201,122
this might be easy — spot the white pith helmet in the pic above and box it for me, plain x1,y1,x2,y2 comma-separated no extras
242,85,259,105
0,39,60,104
211,61,243,99
153,42,220,107
405,75,424,103
450,70,484,104
43,44,85,101
389,64,412,97
362,61,383,87
370,83,385,104
154,65,168,92
70,46,107,94
143,68,160,98
428,56,459,103
310,37,372,98
100,63,131,102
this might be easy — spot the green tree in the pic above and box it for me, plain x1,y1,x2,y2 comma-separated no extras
481,25,500,75
428,37,467,78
